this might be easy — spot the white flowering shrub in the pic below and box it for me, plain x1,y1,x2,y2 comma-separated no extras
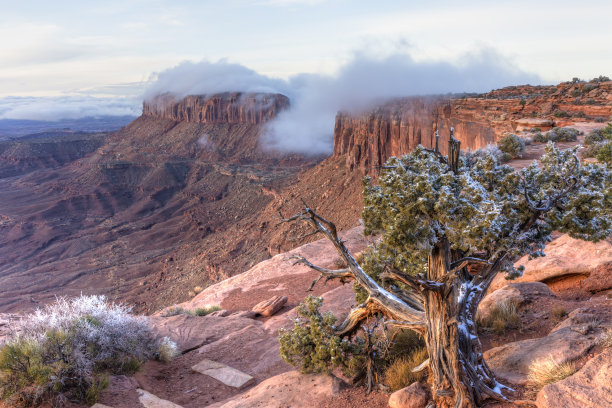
0,295,158,406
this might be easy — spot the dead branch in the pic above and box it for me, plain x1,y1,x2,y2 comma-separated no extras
290,255,353,291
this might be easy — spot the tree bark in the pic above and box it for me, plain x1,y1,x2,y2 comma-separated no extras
424,239,508,408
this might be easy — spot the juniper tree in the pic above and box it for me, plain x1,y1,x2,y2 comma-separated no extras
285,133,611,408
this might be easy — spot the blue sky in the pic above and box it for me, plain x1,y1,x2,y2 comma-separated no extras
1,0,611,120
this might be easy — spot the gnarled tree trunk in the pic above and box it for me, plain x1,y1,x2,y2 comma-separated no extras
425,239,506,408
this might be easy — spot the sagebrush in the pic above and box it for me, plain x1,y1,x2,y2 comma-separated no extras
0,295,176,406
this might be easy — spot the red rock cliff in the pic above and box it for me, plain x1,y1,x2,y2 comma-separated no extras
142,92,290,125
334,81,612,173
333,98,498,173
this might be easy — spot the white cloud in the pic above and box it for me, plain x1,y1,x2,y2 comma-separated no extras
0,96,141,121
144,49,540,155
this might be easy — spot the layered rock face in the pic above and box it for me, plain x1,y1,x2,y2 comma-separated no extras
142,93,290,125
334,81,612,172
333,98,497,172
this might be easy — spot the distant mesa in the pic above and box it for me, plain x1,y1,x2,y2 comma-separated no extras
142,92,290,125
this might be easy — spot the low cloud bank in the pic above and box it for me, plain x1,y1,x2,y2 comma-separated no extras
0,96,141,122
148,50,542,155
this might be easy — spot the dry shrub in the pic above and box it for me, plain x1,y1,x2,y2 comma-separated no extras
478,299,521,334
528,355,576,387
156,337,180,362
384,347,428,391
551,306,567,321
193,286,204,294
600,328,612,348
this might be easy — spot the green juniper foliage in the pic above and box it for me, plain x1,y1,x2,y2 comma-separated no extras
362,144,611,281
279,296,364,375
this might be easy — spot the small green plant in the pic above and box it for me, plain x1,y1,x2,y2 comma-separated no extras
193,305,221,316
528,355,576,387
383,347,428,391
477,299,521,334
279,296,364,375
497,134,525,160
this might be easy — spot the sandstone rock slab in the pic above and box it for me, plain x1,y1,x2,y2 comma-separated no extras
536,349,612,408
388,382,429,408
192,359,255,389
197,324,289,381
148,314,258,352
490,234,612,292
137,389,184,408
252,295,287,317
209,371,342,408
484,326,599,385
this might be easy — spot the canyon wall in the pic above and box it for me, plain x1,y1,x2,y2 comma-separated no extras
142,93,290,125
333,98,498,173
334,81,612,173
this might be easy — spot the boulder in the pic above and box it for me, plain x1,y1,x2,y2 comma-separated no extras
484,326,599,385
148,314,259,352
388,382,429,408
479,282,554,318
536,349,612,408
490,234,612,292
208,371,342,408
252,295,287,317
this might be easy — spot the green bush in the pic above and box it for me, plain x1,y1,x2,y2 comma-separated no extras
0,295,171,406
585,129,605,145
278,296,364,375
193,305,221,316
582,123,612,165
533,128,579,143
497,134,525,160
548,127,579,142
582,83,597,94
553,110,570,118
